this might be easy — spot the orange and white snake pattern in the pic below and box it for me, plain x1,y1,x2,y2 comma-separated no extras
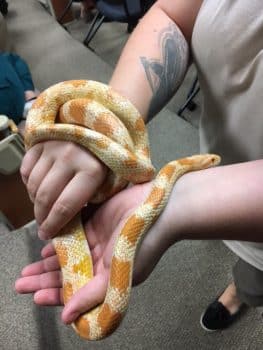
25,80,220,340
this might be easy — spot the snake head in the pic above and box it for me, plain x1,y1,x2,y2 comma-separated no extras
177,154,221,171
201,154,221,168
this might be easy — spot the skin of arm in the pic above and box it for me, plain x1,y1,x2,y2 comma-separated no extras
134,160,263,284
110,0,204,120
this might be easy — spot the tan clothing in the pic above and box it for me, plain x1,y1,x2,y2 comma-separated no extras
192,0,263,270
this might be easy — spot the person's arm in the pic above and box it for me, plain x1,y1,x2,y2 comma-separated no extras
133,159,263,283
110,0,203,121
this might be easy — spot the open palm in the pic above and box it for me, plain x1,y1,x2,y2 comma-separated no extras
15,182,165,325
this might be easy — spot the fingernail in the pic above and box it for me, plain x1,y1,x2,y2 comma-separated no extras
62,310,79,324
38,230,47,240
21,175,27,184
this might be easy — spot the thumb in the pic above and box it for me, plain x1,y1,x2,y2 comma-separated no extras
61,273,108,324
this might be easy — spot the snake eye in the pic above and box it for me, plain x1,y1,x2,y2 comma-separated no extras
211,155,221,165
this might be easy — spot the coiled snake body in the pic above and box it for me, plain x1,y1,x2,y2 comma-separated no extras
25,80,220,340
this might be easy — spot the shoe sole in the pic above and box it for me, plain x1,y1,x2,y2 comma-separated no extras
199,312,219,332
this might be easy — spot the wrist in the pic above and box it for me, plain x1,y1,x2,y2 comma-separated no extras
157,171,195,246
132,171,194,285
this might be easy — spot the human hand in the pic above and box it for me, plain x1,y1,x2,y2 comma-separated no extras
20,141,107,240
15,182,169,324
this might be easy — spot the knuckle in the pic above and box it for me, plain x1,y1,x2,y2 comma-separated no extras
20,144,43,177
35,189,51,209
93,159,105,175
81,170,100,190
20,164,28,179
61,142,78,162
85,160,106,181
20,159,31,180
27,179,38,198
53,201,73,219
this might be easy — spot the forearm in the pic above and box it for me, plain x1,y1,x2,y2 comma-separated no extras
134,160,263,285
109,4,189,121
161,160,263,247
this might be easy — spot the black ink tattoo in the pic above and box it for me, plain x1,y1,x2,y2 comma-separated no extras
140,23,189,120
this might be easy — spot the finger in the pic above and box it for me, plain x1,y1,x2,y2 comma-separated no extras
21,255,59,277
27,157,54,202
61,274,108,324
15,271,62,293
20,143,44,184
39,171,101,240
41,242,56,258
34,288,63,306
34,162,75,225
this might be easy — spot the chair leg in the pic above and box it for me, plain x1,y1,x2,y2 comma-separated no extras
177,85,200,117
57,0,74,24
187,76,199,98
83,12,105,47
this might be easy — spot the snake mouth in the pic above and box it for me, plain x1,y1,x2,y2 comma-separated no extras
194,154,221,168
208,154,221,166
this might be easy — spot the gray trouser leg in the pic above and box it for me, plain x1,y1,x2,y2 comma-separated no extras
233,258,263,307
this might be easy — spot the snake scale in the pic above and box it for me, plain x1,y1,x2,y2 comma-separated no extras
25,80,220,340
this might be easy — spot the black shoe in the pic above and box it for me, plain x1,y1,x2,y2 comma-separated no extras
0,0,8,16
200,299,243,332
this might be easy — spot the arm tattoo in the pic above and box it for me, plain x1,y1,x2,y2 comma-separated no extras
140,23,189,121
